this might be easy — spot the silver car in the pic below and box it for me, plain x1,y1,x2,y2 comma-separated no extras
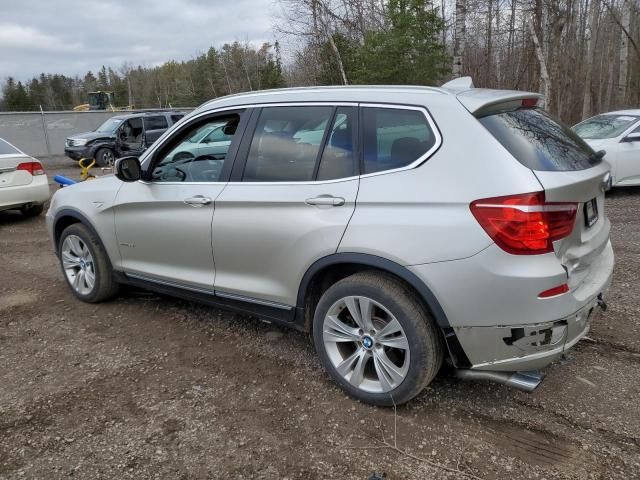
46,80,614,406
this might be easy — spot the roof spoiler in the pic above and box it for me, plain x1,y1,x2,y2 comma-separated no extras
441,76,474,91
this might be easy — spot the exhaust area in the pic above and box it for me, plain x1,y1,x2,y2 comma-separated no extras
455,369,542,392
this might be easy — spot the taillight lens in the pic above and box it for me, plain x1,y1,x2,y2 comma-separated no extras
470,192,577,255
17,161,45,176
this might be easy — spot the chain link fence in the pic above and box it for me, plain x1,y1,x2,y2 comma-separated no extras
0,108,193,159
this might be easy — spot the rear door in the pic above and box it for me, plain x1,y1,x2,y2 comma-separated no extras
479,107,611,293
211,104,359,306
143,115,170,146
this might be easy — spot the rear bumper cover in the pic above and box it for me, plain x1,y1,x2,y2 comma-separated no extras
0,176,50,211
409,240,614,371
454,295,606,371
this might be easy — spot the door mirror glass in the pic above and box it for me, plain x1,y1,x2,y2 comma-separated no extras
115,156,142,182
622,132,640,142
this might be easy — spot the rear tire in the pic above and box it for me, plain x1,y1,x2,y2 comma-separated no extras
312,271,443,406
58,223,119,303
21,204,44,217
94,148,115,167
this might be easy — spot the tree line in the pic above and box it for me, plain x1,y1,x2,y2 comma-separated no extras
1,0,638,125
279,0,638,124
0,41,285,112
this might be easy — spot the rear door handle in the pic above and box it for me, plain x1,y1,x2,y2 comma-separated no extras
184,195,212,206
305,195,346,207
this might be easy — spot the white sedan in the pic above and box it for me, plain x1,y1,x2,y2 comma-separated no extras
573,110,640,187
0,138,49,216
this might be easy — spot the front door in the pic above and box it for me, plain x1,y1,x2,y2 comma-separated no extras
117,117,145,157
113,110,246,290
212,105,359,306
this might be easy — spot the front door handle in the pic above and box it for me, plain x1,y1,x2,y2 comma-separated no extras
184,195,212,207
305,195,346,207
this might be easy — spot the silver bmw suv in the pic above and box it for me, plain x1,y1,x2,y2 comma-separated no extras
47,79,614,405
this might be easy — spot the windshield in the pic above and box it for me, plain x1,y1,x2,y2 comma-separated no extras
479,108,600,171
0,138,21,155
573,114,640,139
96,118,123,133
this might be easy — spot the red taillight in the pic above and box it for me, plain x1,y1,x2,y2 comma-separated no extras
521,98,538,108
538,283,570,298
470,192,577,255
16,161,45,176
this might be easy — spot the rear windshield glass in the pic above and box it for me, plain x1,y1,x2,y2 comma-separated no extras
479,108,600,171
0,139,21,155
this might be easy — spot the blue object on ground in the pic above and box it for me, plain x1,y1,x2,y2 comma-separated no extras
53,175,77,187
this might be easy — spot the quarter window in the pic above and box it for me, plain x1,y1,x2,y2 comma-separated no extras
144,115,169,130
243,106,334,182
150,114,239,182
362,107,435,174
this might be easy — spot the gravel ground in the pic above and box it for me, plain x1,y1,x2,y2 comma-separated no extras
1,156,639,479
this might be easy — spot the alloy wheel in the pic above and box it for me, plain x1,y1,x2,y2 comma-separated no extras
61,235,96,295
322,295,410,393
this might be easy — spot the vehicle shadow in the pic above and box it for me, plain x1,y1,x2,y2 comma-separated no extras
606,185,640,197
0,209,34,226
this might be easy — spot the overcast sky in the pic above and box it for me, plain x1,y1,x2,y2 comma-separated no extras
1,0,277,82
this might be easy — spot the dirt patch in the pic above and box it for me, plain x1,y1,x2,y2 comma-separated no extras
0,291,38,310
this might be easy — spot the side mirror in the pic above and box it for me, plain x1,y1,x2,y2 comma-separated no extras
622,132,640,142
115,156,142,182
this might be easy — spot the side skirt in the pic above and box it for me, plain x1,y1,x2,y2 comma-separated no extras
113,272,301,331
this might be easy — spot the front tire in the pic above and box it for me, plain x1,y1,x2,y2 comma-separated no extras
94,147,115,167
312,272,443,406
58,223,119,302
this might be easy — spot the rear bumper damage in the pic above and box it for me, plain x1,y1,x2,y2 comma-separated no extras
455,295,606,373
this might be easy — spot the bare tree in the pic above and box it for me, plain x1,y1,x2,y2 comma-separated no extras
453,0,467,77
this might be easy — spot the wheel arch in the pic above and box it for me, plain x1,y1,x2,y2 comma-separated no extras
296,253,471,368
53,209,104,254
297,253,450,327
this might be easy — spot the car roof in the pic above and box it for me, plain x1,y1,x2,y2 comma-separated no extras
195,83,540,115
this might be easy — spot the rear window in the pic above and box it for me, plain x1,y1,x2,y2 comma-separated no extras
0,139,21,155
479,108,600,171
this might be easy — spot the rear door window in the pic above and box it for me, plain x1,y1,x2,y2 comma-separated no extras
317,107,356,180
479,108,600,171
242,106,334,181
362,107,436,174
144,116,169,131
